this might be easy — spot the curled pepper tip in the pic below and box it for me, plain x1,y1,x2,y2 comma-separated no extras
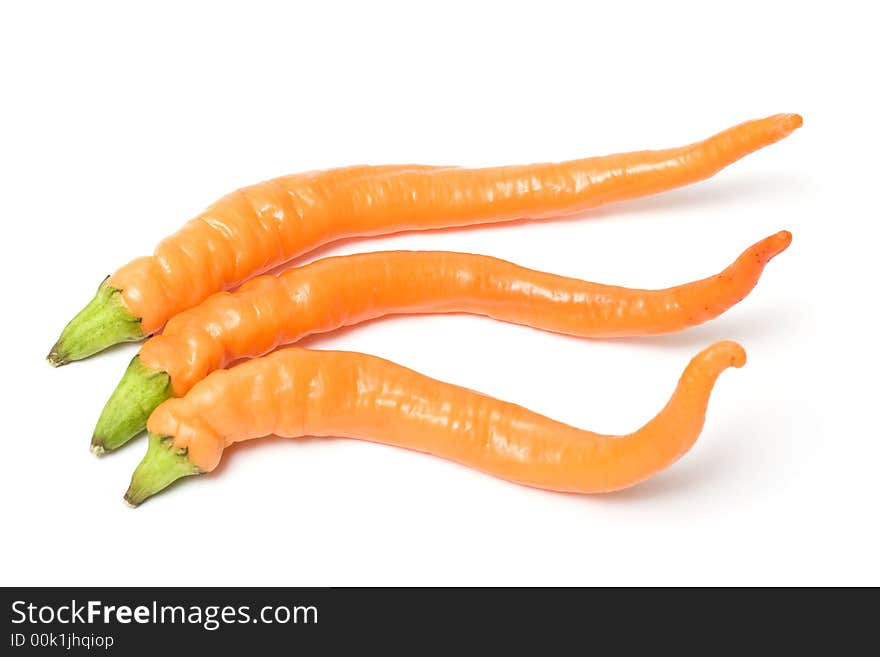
709,340,747,369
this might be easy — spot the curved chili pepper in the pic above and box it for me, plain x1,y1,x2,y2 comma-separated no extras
92,231,789,453
124,341,746,506
49,114,802,365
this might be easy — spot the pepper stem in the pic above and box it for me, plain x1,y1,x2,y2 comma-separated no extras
47,277,144,366
91,356,173,454
124,433,202,507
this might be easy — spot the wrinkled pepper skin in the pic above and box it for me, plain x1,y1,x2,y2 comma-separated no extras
111,114,802,336
127,341,746,505
95,232,787,454
143,233,789,396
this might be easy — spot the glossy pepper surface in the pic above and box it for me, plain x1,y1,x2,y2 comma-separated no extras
49,114,802,364
125,341,746,505
93,231,789,452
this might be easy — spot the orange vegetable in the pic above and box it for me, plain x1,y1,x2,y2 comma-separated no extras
124,341,746,506
93,231,790,452
49,114,802,364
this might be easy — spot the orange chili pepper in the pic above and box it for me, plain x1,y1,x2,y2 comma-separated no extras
92,231,790,453
124,341,746,506
49,114,802,365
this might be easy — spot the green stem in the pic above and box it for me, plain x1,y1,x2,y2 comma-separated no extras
92,356,174,454
124,433,202,507
47,277,144,366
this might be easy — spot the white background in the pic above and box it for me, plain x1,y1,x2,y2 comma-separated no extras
1,1,877,586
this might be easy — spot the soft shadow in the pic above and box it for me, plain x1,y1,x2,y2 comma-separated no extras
596,437,749,503
606,302,809,351
137,404,802,508
210,434,337,477
133,435,333,505
578,172,812,223
583,406,797,505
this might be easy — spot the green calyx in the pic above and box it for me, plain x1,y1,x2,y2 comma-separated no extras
92,356,174,456
91,356,174,454
124,433,202,507
47,277,144,366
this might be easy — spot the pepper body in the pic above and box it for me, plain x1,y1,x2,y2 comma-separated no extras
143,341,745,497
140,233,788,396
110,114,802,335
